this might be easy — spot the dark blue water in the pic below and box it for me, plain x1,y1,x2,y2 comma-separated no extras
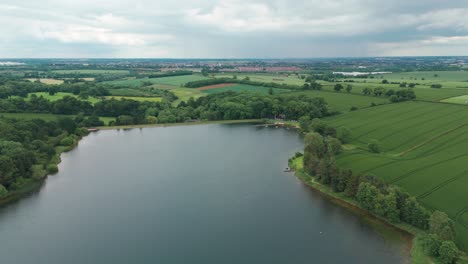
0,124,409,263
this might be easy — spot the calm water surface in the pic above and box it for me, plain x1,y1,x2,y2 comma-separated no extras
0,124,409,263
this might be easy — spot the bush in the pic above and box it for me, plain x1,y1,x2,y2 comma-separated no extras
0,184,8,198
47,164,59,174
60,136,75,146
350,106,358,111
438,241,459,264
368,140,380,153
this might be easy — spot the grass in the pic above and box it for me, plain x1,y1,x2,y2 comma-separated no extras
326,101,468,250
201,84,291,95
0,113,114,125
440,95,468,105
52,69,129,75
171,88,206,106
283,90,389,112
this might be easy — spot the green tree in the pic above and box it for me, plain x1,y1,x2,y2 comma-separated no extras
346,84,352,93
336,127,351,144
438,240,458,264
429,211,456,241
356,182,379,210
368,140,380,153
0,184,8,198
420,234,441,256
334,83,344,92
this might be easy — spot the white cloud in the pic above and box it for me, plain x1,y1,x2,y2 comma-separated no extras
37,25,173,46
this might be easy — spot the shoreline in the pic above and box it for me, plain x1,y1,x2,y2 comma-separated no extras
96,119,263,130
288,158,433,264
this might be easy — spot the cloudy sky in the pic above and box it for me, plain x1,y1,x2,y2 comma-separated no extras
1,0,468,58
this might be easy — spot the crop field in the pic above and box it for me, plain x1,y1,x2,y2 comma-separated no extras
326,101,468,248
215,73,306,86
104,75,209,87
200,84,291,95
284,90,389,112
26,78,64,85
52,69,129,75
0,113,114,125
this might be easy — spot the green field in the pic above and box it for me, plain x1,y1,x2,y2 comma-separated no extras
284,90,389,112
440,95,468,105
104,75,209,87
52,69,129,75
216,73,306,86
171,88,205,105
0,113,114,125
326,101,468,249
201,84,291,95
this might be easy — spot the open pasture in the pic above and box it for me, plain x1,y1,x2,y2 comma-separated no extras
327,101,468,248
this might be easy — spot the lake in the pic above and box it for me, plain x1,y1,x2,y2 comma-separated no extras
0,123,410,263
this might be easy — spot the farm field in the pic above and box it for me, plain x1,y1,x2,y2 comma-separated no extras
215,73,306,86
26,78,64,85
52,69,129,75
0,113,114,125
326,101,468,248
284,90,389,112
104,75,209,87
200,84,291,95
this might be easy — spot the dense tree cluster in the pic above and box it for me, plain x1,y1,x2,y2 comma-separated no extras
362,87,416,102
0,117,89,198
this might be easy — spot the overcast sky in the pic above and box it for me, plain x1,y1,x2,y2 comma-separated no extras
1,0,468,58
